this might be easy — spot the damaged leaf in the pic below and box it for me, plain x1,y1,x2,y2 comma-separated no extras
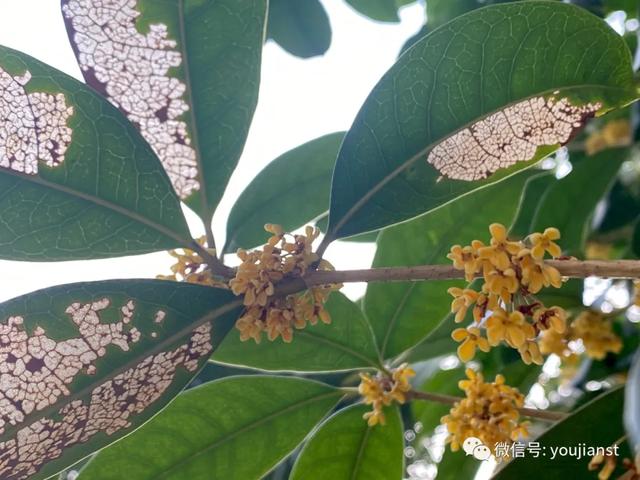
61,0,267,221
0,280,240,480
326,1,637,240
0,47,192,260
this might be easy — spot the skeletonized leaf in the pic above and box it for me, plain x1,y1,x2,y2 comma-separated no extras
0,280,241,480
77,376,343,480
61,0,267,220
0,47,192,260
224,132,344,253
326,1,637,240
290,404,404,480
213,292,381,372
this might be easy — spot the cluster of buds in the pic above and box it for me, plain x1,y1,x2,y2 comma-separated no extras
230,224,340,343
540,310,622,361
448,223,567,365
158,236,227,288
358,364,415,426
441,368,528,455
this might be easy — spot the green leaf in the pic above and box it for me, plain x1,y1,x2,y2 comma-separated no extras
224,132,344,253
364,170,533,359
326,1,637,240
0,280,241,480
345,0,400,22
78,376,342,480
494,387,625,479
316,213,379,243
436,449,478,479
213,292,381,372
62,0,267,221
528,150,626,254
267,0,332,58
291,404,404,480
0,46,192,260
426,0,478,29
509,171,557,239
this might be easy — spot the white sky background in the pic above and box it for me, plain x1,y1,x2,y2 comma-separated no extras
0,0,425,302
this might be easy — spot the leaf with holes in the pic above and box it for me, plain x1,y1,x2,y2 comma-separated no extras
364,170,533,359
77,376,343,480
0,47,192,260
325,1,637,241
224,132,344,253
213,292,381,372
290,404,404,480
0,280,241,480
267,0,332,58
61,0,267,222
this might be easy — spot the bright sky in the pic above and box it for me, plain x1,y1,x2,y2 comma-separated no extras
0,1,424,301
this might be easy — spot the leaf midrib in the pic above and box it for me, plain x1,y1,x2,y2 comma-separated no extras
0,297,243,442
329,84,634,238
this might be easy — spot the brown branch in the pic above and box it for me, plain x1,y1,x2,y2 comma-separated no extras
407,390,567,422
294,259,640,288
189,240,236,279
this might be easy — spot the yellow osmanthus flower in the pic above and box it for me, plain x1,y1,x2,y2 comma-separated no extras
478,223,522,270
532,306,567,333
441,369,528,454
230,225,340,343
540,309,622,361
528,227,562,260
485,309,535,349
158,236,227,288
451,327,490,362
358,363,415,426
571,310,622,360
447,287,479,323
446,223,567,365
634,280,640,307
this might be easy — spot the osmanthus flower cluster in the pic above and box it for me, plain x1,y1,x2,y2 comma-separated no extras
358,363,415,426
441,368,528,455
158,236,228,288
540,310,623,361
589,450,640,480
229,224,340,343
447,223,566,365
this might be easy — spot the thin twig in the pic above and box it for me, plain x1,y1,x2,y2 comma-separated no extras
189,240,236,279
407,390,566,422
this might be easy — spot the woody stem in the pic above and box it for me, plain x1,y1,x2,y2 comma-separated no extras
296,260,640,287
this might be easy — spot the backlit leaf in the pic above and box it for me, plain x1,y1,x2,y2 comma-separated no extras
78,376,343,480
290,404,404,480
326,1,637,240
267,0,332,58
0,280,240,480
61,0,267,221
224,132,344,253
0,47,191,260
213,292,381,372
345,0,400,22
